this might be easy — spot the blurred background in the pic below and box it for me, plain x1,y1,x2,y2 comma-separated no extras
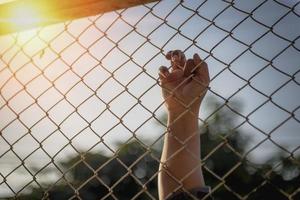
0,0,299,199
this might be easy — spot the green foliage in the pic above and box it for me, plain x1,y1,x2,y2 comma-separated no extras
19,99,299,199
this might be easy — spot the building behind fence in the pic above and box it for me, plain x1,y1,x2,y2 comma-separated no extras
0,0,300,199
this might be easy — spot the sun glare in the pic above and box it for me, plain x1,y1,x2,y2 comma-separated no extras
0,2,60,50
11,6,43,28
7,4,45,29
5,1,50,31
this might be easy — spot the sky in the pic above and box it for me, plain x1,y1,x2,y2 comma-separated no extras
0,0,300,197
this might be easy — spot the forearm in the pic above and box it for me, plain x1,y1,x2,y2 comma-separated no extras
158,110,205,199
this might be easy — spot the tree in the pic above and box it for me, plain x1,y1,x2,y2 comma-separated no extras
18,98,300,199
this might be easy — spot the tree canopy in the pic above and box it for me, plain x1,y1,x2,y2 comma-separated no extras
18,99,300,200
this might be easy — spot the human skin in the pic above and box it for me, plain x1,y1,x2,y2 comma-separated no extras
158,50,210,200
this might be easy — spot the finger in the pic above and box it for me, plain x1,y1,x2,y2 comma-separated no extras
177,50,186,67
183,59,195,77
193,53,209,83
193,53,201,68
158,66,170,83
171,50,181,71
166,51,172,60
166,50,185,61
171,50,186,71
171,50,181,58
166,50,180,71
172,50,186,65
167,69,184,82
166,50,181,59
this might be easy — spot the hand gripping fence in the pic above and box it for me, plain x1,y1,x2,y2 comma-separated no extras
0,0,300,199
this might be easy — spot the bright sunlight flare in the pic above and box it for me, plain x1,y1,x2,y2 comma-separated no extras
9,4,44,28
0,1,56,34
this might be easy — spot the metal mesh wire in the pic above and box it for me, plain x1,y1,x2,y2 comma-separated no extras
0,0,300,199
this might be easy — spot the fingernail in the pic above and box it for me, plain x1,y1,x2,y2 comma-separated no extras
194,53,201,60
163,70,169,76
166,51,172,60
172,55,179,62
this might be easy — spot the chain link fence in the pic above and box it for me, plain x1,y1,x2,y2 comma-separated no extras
0,0,300,199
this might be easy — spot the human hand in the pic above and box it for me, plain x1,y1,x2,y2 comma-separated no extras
158,50,210,116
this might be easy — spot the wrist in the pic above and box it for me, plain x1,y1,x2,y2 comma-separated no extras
166,101,201,119
168,108,198,128
166,105,200,139
167,111,199,141
167,107,199,120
